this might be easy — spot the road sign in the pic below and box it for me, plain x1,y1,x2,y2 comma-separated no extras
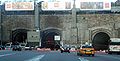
5,2,34,11
54,35,60,40
41,1,73,10
76,0,111,10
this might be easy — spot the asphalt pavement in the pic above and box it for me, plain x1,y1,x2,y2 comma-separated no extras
0,50,120,61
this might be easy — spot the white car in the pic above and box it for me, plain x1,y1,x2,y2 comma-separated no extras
20,43,26,50
25,46,32,50
70,47,76,52
5,43,12,50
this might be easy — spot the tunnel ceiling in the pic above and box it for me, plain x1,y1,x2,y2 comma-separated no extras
92,32,110,50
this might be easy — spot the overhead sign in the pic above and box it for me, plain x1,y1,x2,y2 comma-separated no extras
79,0,111,2
76,0,111,10
42,2,73,10
5,2,34,11
80,2,111,10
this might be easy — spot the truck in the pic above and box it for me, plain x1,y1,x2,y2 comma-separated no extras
108,38,120,54
27,31,40,47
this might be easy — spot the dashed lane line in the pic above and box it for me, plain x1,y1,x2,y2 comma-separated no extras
78,58,89,61
0,53,16,57
24,55,45,61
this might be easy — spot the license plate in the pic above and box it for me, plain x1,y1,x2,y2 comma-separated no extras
86,50,90,52
85,52,91,54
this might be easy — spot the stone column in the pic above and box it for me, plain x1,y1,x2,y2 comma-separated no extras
71,0,77,44
34,1,43,46
0,9,1,44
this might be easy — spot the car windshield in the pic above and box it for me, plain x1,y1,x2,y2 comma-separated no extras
21,44,26,46
5,44,11,46
82,45,93,48
25,45,30,47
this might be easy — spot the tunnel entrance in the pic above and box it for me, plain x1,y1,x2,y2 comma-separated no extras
92,32,110,50
11,29,27,44
41,29,61,50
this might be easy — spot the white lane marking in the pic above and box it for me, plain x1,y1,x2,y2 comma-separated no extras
25,55,45,61
78,58,89,61
0,53,16,57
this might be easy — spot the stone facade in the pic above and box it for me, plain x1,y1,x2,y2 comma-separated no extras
1,15,34,41
76,14,120,44
1,14,120,45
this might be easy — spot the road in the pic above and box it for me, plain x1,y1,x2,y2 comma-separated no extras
0,50,120,61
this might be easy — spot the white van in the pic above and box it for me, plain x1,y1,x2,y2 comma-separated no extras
108,38,120,54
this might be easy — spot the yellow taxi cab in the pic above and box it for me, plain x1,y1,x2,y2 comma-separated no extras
77,45,95,56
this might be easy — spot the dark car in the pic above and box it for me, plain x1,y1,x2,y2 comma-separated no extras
0,45,5,50
60,47,70,53
12,45,22,51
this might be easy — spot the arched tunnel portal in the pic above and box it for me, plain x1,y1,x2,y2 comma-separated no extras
92,32,110,50
41,28,61,49
11,29,28,44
